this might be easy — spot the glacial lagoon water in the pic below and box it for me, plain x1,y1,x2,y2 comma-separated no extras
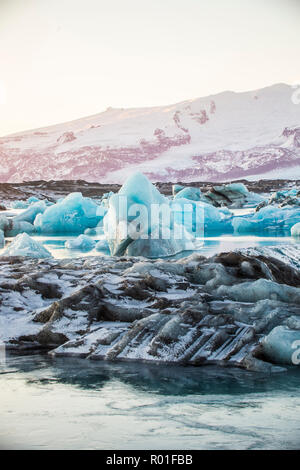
1,353,300,450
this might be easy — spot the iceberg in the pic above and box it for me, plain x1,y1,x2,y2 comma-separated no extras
34,192,104,234
6,220,35,237
0,215,35,236
65,235,96,251
0,229,4,248
104,172,197,257
11,200,29,209
95,238,110,252
233,205,300,234
174,187,201,201
27,196,40,204
171,198,233,235
1,233,52,258
261,326,300,365
172,184,185,196
13,201,47,224
291,222,300,237
84,225,104,236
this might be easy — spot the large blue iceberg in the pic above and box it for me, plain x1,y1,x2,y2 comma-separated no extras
104,172,197,257
34,192,105,234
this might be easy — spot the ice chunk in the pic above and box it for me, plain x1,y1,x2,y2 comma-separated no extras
65,234,96,251
11,200,29,209
6,220,35,237
224,182,249,196
0,229,4,248
104,172,197,257
171,198,233,235
126,224,196,258
291,222,300,237
217,278,300,304
261,326,300,365
1,233,52,258
95,238,110,252
13,201,47,224
84,225,104,236
34,192,104,234
233,205,300,234
172,184,185,196
174,187,201,201
27,196,40,204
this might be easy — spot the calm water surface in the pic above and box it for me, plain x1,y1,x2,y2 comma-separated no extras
1,354,300,450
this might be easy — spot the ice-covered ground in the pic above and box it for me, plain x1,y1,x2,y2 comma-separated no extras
0,245,300,371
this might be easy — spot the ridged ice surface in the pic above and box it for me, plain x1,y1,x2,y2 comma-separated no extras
1,244,300,371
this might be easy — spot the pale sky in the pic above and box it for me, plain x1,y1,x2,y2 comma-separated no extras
0,0,300,136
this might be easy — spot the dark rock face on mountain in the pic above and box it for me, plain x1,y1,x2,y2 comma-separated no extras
1,245,299,372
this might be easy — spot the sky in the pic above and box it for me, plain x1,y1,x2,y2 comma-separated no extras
0,0,300,136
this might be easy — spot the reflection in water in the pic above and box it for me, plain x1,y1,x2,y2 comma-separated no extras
1,354,300,450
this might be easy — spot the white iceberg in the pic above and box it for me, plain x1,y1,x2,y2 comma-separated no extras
65,235,96,251
1,233,52,258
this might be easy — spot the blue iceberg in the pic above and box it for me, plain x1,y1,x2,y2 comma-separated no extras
95,238,110,252
1,233,52,258
65,235,96,251
233,206,300,234
174,187,202,201
104,172,197,257
34,192,104,234
13,201,47,224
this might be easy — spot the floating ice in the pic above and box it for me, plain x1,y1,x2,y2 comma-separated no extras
13,201,47,224
11,200,29,209
27,196,40,204
171,198,233,235
65,235,96,251
104,172,197,257
34,192,104,234
1,233,52,258
174,187,201,201
233,205,300,234
261,326,300,365
95,238,110,252
6,220,35,237
172,184,185,196
84,225,104,236
291,222,300,237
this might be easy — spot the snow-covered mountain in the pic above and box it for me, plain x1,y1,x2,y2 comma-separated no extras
1,83,300,183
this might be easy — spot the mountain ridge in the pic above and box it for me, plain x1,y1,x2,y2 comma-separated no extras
1,83,300,183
